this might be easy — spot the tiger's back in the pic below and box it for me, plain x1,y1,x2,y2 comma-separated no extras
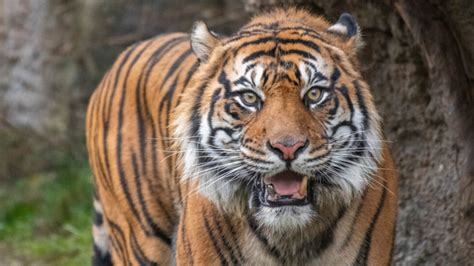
86,33,198,265
87,9,397,265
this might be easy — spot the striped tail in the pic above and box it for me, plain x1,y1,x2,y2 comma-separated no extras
92,194,113,266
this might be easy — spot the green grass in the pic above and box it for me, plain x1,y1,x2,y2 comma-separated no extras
0,160,94,265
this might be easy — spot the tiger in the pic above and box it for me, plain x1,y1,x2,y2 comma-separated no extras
86,8,397,265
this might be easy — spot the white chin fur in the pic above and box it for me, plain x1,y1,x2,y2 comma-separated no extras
255,205,315,232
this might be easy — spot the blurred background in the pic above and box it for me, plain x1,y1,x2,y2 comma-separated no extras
0,0,472,265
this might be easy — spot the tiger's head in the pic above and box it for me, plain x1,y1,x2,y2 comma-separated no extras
174,9,382,232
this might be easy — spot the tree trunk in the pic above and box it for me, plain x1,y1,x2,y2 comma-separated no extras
0,0,246,179
242,0,473,264
0,0,57,177
0,0,98,178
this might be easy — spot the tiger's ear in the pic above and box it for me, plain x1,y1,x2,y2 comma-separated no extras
191,21,220,62
327,13,363,53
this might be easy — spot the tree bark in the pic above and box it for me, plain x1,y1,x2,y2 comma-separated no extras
394,0,474,261
1,0,51,132
0,0,98,178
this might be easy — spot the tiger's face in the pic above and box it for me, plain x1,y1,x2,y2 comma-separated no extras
175,10,382,231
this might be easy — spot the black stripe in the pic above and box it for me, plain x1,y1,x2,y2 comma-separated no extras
329,51,351,76
302,60,327,84
354,184,388,265
130,227,159,266
108,236,126,265
184,61,199,87
246,215,281,259
203,212,228,265
330,121,357,142
261,69,271,87
189,59,222,149
176,60,199,107
234,36,320,55
225,29,272,44
190,86,207,137
222,214,245,263
142,36,188,196
241,153,274,165
279,38,320,52
290,206,347,263
89,87,111,192
218,70,233,98
139,36,187,209
233,75,252,87
207,88,222,131
101,44,139,191
187,59,227,193
142,36,188,88
161,48,193,87
172,59,199,203
242,143,266,156
388,219,396,262
304,150,330,163
348,133,366,163
328,93,340,116
330,67,341,87
353,81,370,130
92,243,113,266
116,41,156,237
278,73,300,86
341,192,367,249
108,219,131,266
159,48,194,145
226,24,330,47
180,202,194,265
131,152,171,245
106,43,140,118
211,211,240,265
242,46,277,63
336,86,355,122
280,48,317,61
159,75,180,197
136,36,187,176
134,39,177,225
223,103,241,120
93,209,103,226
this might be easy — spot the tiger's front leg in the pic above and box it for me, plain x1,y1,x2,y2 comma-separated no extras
175,193,248,265
95,184,174,266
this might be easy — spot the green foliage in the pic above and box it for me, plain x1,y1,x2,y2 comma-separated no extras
0,159,93,265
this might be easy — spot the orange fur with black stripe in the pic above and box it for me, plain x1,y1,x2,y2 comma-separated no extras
86,8,397,265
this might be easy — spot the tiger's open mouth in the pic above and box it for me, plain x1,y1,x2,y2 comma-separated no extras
255,170,313,207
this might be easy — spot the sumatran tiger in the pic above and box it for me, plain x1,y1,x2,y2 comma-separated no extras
86,8,397,266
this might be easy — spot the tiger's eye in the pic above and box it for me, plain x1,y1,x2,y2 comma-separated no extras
306,88,323,102
242,92,258,105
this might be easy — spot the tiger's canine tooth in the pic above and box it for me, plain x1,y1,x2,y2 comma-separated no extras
299,176,308,196
267,183,276,196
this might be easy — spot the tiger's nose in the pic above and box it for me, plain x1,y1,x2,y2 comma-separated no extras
268,139,308,161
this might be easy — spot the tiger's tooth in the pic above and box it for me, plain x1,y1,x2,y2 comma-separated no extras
266,183,280,201
299,176,308,196
267,183,276,197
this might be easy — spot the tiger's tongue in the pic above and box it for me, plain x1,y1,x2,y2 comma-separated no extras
267,171,303,195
